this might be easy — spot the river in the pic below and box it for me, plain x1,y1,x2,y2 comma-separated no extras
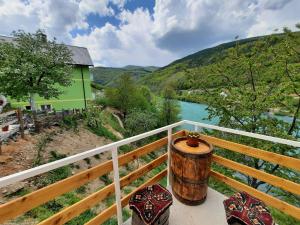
179,101,217,130
179,100,295,128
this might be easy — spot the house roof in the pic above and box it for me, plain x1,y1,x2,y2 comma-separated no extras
0,35,94,66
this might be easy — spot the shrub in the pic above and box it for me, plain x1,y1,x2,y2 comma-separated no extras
94,154,100,159
84,107,118,140
76,186,87,194
95,97,110,107
100,174,112,184
62,115,79,131
124,109,158,136
34,132,56,166
84,158,91,165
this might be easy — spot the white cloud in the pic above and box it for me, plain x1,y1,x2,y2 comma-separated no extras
262,0,292,10
78,0,128,18
79,0,114,17
151,0,298,55
0,0,299,67
0,0,126,42
247,0,300,36
153,0,299,59
73,8,176,67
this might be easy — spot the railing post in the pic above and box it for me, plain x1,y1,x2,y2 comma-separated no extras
194,124,198,132
112,147,123,225
167,128,172,187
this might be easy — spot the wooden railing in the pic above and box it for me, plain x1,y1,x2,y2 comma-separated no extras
200,133,300,219
0,120,299,224
0,130,184,225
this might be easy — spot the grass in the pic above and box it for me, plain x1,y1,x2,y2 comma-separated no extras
61,115,79,132
119,145,133,154
66,210,96,225
269,207,300,225
83,106,120,141
105,195,116,207
102,217,118,225
36,151,72,187
87,124,118,141
100,174,113,184
6,187,30,198
100,110,125,134
123,208,131,223
25,192,80,222
76,185,87,194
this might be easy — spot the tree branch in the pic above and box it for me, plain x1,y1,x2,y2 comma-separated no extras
288,97,300,135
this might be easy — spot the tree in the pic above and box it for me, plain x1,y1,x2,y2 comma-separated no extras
105,73,151,118
124,109,158,136
192,25,300,193
0,30,73,110
159,85,180,126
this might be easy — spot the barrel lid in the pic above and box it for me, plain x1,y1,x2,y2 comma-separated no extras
173,137,212,155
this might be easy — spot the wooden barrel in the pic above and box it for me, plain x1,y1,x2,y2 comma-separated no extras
171,137,213,205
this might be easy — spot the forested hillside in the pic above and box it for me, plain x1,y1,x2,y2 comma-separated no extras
139,32,299,92
91,65,158,87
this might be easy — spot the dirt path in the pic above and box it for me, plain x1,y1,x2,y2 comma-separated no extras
112,113,124,128
106,107,124,128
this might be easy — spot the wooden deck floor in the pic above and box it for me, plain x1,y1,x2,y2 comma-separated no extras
124,187,228,225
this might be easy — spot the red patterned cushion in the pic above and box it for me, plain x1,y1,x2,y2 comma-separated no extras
129,184,173,224
223,192,275,225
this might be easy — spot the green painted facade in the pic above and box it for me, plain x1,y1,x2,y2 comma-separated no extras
11,65,93,110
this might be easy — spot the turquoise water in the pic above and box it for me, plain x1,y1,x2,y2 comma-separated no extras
179,101,218,130
179,100,295,128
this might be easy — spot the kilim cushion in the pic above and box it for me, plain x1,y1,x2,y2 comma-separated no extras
223,192,275,225
129,184,173,225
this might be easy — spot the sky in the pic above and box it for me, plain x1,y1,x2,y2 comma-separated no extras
0,0,299,67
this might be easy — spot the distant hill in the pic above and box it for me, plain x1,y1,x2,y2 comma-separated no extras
138,33,293,91
91,65,159,86
92,32,298,92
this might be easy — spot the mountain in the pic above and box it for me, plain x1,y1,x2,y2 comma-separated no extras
92,32,298,92
138,33,295,91
91,65,159,87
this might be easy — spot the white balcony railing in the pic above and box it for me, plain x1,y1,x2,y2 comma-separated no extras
0,120,299,225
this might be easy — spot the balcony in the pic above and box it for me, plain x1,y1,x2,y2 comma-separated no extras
0,120,299,225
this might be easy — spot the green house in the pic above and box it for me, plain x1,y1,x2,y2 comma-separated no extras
0,35,94,110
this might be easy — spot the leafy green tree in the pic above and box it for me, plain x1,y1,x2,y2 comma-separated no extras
124,109,158,136
192,25,300,195
0,30,73,110
114,73,136,117
139,85,152,102
105,73,150,117
159,85,180,126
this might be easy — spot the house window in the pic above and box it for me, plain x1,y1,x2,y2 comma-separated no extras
41,104,52,111
25,105,32,110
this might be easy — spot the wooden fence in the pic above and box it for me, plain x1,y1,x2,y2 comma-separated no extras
0,108,85,141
